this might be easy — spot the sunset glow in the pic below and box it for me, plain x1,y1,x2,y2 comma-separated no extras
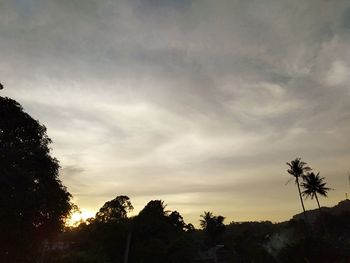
66,209,96,227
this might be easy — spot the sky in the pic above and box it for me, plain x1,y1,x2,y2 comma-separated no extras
1,0,350,225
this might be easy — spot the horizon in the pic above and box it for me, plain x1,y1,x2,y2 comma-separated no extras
1,0,350,227
64,196,350,228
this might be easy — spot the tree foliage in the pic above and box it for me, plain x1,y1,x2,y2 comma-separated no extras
200,211,225,244
95,195,133,223
286,158,311,182
0,96,73,261
301,172,331,208
138,200,167,218
129,200,196,262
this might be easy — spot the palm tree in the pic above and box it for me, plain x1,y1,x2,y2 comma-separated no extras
286,158,312,219
200,211,225,244
301,172,331,209
199,211,214,229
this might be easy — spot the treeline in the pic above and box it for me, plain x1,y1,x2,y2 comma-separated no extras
50,196,197,263
47,196,350,263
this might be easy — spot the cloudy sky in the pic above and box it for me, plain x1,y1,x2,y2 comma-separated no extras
1,0,350,225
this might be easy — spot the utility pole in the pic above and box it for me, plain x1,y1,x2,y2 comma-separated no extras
347,172,350,200
123,231,132,263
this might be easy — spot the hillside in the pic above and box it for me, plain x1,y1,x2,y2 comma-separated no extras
292,199,350,223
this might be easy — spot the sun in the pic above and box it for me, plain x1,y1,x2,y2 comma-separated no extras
66,209,96,227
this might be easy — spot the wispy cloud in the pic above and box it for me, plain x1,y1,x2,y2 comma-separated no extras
1,0,350,224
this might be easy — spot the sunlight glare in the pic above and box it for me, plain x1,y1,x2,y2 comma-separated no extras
66,209,95,227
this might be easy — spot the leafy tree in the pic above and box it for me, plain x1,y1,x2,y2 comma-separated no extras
200,211,225,244
95,195,133,223
184,223,195,232
200,211,214,229
134,200,169,240
169,210,186,230
0,96,73,261
138,200,167,218
286,158,311,219
301,172,331,209
130,200,195,263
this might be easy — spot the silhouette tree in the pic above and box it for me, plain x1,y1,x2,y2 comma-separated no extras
134,200,169,239
200,211,214,229
138,200,167,218
0,96,73,261
131,200,176,263
95,195,133,223
301,172,331,209
286,158,311,219
200,211,225,244
169,210,186,230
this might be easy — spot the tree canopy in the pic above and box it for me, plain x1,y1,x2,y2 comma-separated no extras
301,172,331,208
200,211,225,244
95,195,133,223
0,96,73,261
286,158,311,182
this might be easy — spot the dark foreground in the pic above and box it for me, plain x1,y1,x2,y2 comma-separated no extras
41,200,350,263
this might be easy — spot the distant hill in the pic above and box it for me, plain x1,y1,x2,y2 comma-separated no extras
292,199,350,223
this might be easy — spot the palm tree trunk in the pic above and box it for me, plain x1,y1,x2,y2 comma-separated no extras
315,194,321,209
296,177,307,220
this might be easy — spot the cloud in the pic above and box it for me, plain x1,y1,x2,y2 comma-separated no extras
1,0,350,223
61,165,85,177
325,60,350,86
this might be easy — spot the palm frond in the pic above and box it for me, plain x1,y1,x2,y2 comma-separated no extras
301,172,332,201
